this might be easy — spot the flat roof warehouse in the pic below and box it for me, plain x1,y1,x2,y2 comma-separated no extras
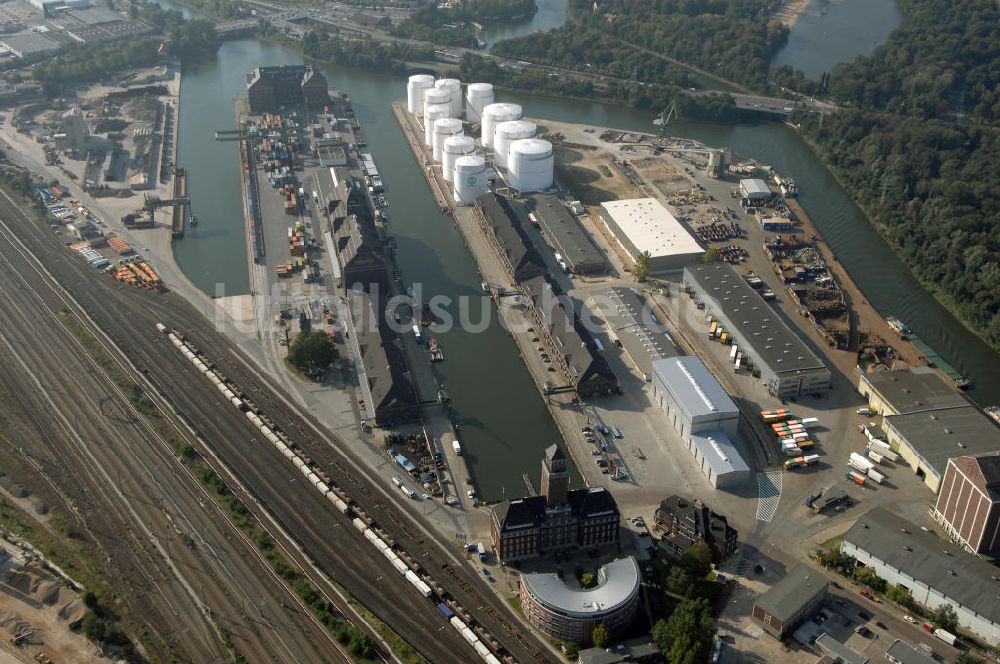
600,198,702,262
685,264,826,376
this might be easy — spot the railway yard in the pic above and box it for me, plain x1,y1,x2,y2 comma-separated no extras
0,184,554,662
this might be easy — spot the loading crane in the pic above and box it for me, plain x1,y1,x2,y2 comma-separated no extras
666,145,732,178
653,101,678,137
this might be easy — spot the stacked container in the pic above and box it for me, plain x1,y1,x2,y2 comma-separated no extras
453,155,488,205
480,103,522,148
507,138,554,192
432,117,464,162
442,135,476,183
406,74,435,115
435,78,463,118
424,104,451,148
465,83,494,123
493,120,536,169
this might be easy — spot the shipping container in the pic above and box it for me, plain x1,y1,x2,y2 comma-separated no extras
461,627,479,644
849,452,874,473
450,616,466,632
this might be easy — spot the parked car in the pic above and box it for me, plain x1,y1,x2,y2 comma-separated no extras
876,621,887,630
855,626,872,637
903,615,916,624
858,611,872,621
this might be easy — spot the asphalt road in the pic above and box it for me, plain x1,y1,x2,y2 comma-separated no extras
0,187,555,663
0,201,350,663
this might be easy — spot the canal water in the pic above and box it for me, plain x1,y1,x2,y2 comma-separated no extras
169,2,998,499
771,0,902,79
481,0,567,49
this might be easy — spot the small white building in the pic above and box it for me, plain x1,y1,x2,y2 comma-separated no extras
739,178,772,202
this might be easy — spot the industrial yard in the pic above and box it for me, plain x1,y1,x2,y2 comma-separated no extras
0,56,994,663
392,72,1000,661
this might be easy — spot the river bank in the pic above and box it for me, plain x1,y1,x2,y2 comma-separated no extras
794,129,998,374
771,0,812,27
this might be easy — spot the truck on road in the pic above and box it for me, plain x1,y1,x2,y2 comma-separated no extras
933,628,957,646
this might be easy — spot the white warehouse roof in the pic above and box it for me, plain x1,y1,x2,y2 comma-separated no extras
739,178,771,197
600,198,702,260
652,356,737,419
690,431,750,479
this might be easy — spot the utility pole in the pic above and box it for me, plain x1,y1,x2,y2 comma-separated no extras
879,171,894,206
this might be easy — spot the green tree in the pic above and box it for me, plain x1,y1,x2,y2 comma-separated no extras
885,584,915,610
665,566,695,597
955,654,984,664
633,250,652,281
931,604,958,634
563,642,580,659
347,628,374,658
591,624,610,649
580,572,597,589
287,330,338,374
854,566,887,593
700,247,722,264
652,597,715,664
680,542,713,578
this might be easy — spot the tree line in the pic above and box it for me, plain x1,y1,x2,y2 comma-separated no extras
29,5,217,94
459,53,753,124
301,30,435,74
390,0,536,48
492,0,787,90
794,0,1000,350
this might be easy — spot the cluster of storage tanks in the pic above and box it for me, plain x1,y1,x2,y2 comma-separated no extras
157,323,513,664
405,75,554,204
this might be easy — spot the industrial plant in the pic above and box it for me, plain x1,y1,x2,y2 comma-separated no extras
403,74,555,204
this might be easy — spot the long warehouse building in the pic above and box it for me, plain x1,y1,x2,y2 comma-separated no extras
841,507,1000,646
684,263,831,398
651,356,750,490
599,198,703,273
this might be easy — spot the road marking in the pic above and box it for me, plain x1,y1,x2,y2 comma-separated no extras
756,470,782,522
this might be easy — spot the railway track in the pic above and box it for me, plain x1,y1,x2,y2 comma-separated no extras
0,184,556,664
0,216,348,663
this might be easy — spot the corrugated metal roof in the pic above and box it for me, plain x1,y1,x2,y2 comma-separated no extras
690,431,749,478
652,356,737,419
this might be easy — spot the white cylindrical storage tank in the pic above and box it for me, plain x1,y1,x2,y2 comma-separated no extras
424,104,450,148
493,120,536,169
442,135,476,183
453,155,488,206
435,78,463,118
432,117,463,163
480,103,522,148
422,88,451,124
508,138,554,192
465,82,494,123
406,74,435,115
